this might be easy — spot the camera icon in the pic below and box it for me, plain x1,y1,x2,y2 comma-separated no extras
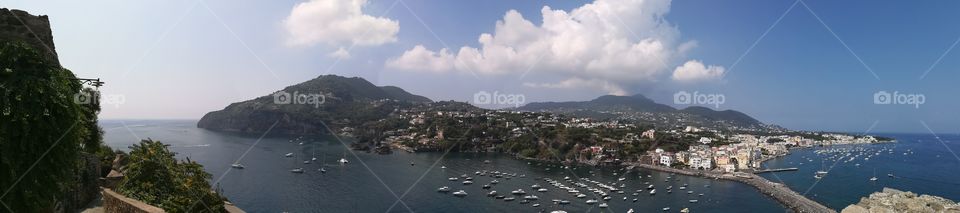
873,91,891,104
473,91,492,105
74,93,93,105
273,91,291,105
674,91,692,105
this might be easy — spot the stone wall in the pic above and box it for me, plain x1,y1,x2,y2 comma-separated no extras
0,8,59,66
101,188,165,213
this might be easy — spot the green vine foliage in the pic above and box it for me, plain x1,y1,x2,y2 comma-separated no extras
0,41,89,212
116,139,225,213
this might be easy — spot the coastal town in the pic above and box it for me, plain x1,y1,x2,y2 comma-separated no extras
350,102,891,174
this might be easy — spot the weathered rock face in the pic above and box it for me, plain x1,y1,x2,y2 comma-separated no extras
842,188,960,213
0,8,59,66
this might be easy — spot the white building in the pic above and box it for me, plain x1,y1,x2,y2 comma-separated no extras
689,156,702,169
660,155,673,166
700,158,713,170
699,137,713,144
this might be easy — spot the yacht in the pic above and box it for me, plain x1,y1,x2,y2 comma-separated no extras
576,194,587,198
511,189,526,195
504,197,516,201
453,190,468,197
537,188,548,192
523,195,539,200
649,189,656,195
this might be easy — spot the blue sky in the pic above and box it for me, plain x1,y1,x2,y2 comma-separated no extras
5,0,959,134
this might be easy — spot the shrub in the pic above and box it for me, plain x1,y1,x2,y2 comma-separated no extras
116,139,225,213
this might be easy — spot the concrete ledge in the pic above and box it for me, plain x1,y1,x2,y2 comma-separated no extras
101,188,164,213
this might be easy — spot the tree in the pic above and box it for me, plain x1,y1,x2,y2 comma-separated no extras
0,41,89,212
116,139,225,213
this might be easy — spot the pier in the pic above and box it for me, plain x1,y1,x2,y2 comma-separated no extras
753,168,799,174
628,163,836,213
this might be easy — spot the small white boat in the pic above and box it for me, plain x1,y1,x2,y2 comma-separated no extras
338,158,349,164
532,203,540,207
231,163,245,169
523,195,539,200
649,189,656,195
463,181,473,185
585,199,598,204
576,194,587,198
511,189,526,195
303,160,310,164
285,153,294,157
453,190,467,197
689,199,698,203
487,191,497,196
438,186,451,192
448,177,458,181
662,207,671,211
598,203,608,208
290,168,304,173
504,197,516,201
537,188,548,192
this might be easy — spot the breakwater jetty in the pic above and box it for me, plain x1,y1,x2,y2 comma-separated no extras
628,163,836,213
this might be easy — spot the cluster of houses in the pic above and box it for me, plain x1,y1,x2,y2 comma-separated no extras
648,143,770,173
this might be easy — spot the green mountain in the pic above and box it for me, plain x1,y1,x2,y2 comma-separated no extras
197,75,430,135
517,94,762,127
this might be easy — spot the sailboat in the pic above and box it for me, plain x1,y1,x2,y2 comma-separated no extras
815,160,828,179
290,156,304,173
318,153,327,173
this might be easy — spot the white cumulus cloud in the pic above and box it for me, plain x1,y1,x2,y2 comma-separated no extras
385,45,454,72
671,60,725,82
283,0,399,49
387,0,712,94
